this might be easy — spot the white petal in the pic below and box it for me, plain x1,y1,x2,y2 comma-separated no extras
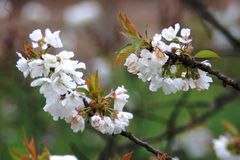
29,29,43,42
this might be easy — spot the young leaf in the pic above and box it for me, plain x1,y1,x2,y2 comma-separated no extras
122,151,133,160
38,146,50,160
9,148,27,160
222,120,238,136
76,87,89,95
119,12,139,39
87,71,102,100
195,50,219,58
115,44,135,65
23,136,38,160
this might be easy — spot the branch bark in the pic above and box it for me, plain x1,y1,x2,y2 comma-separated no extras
120,131,173,160
182,0,240,50
165,51,240,91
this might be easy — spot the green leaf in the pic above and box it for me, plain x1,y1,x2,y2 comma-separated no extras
195,50,220,58
76,87,89,95
9,148,27,160
222,120,238,136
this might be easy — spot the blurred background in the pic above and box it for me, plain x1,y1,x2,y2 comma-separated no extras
0,0,240,159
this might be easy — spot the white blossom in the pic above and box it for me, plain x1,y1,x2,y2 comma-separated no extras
30,77,52,87
178,28,192,44
102,116,115,134
124,53,139,74
91,115,115,135
195,69,213,91
29,29,43,48
16,52,30,78
113,86,129,111
66,114,85,133
213,135,240,160
91,115,105,132
44,28,63,48
161,23,180,41
28,59,44,78
161,78,182,95
113,112,133,134
181,28,191,38
152,33,162,48
137,49,168,82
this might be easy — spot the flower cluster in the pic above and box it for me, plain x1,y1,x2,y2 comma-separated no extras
16,29,132,134
213,135,240,160
124,23,213,95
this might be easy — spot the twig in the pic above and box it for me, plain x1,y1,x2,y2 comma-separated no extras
182,0,240,50
120,131,173,160
165,51,240,91
98,137,115,160
147,90,238,143
165,92,190,151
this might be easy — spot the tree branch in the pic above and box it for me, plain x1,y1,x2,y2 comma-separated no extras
165,51,240,91
98,137,115,160
165,92,190,151
120,131,173,159
147,90,238,143
182,0,240,50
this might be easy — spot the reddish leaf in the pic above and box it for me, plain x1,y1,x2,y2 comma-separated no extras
119,12,139,39
23,136,38,160
122,151,133,160
115,44,135,66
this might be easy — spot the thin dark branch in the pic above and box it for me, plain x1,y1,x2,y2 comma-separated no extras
70,143,90,160
98,137,115,160
174,90,238,133
182,0,240,50
147,90,238,143
165,52,240,91
120,131,173,160
165,92,190,151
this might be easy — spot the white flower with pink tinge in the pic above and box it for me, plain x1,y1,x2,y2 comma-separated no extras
124,53,139,74
112,86,129,112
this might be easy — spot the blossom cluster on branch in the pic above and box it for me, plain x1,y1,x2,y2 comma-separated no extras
121,22,213,95
16,29,133,134
14,12,240,160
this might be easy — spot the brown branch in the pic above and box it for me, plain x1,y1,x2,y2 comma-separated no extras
182,0,240,50
120,131,173,160
165,51,240,91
